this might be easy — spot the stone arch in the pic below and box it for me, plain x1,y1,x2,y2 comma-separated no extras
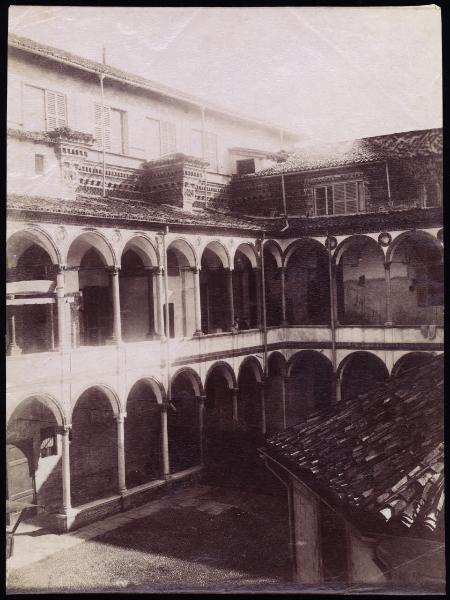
238,355,263,383
337,351,389,402
167,238,197,268
268,351,287,376
205,361,237,390
283,238,331,325
286,350,334,424
67,230,117,268
387,229,443,264
125,377,164,487
7,227,61,268
263,239,283,268
334,235,387,325
7,393,66,429
121,235,159,267
234,242,259,269
171,367,204,398
391,352,436,379
70,383,122,420
284,237,327,267
201,241,231,269
125,376,166,405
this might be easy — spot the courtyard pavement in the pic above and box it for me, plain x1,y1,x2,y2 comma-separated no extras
7,483,293,593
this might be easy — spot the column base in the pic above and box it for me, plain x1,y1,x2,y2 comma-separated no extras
55,507,77,533
193,330,204,337
6,344,22,356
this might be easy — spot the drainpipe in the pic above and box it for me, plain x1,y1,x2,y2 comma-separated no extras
99,73,106,198
327,230,337,373
385,161,392,209
260,233,268,380
261,454,296,580
162,226,171,404
201,106,208,209
280,173,289,232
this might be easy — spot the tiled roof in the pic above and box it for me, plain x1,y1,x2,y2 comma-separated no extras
265,354,444,537
247,128,442,176
8,33,298,138
7,193,265,231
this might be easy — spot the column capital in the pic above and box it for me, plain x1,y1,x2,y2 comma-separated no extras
58,424,72,434
106,265,121,274
160,403,169,413
115,412,127,423
192,266,201,274
384,261,392,269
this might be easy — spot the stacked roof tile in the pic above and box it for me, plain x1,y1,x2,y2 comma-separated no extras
7,193,265,231
247,128,442,176
265,354,444,536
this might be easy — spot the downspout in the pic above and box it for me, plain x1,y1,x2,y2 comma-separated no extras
385,160,392,209
280,173,289,232
260,233,268,379
201,106,208,209
99,73,106,198
162,226,171,407
327,230,337,373
261,454,296,580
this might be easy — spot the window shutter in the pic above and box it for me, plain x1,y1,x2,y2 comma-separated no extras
23,85,46,131
314,187,327,215
94,103,111,151
45,90,67,130
333,183,346,214
358,181,366,212
345,181,358,214
161,121,176,156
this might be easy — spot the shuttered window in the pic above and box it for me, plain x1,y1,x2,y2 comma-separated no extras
314,181,365,216
24,85,67,131
94,103,111,151
161,121,177,156
45,90,67,130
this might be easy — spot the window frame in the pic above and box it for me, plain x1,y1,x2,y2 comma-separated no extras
94,103,128,155
313,180,366,216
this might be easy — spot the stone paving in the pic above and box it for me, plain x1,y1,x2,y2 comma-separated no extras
7,483,291,592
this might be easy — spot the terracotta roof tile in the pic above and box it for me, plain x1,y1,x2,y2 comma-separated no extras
265,354,444,537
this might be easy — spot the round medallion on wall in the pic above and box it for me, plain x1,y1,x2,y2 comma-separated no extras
378,232,392,247
325,236,337,251
111,229,122,244
55,226,67,242
437,228,443,244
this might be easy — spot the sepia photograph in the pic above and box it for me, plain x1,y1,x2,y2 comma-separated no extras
6,5,444,594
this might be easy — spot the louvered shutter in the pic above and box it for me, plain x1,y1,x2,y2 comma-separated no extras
204,132,218,171
345,181,358,214
161,121,176,156
94,103,111,151
45,90,67,130
358,181,366,212
314,187,327,215
333,183,346,214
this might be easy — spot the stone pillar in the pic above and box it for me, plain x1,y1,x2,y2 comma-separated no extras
280,266,288,326
154,267,165,338
193,267,203,336
198,395,206,465
61,425,72,511
6,310,22,356
281,373,288,429
226,269,235,330
231,387,239,423
259,380,266,435
116,414,127,494
144,267,156,338
254,267,263,328
384,262,393,326
56,268,69,351
160,403,170,477
106,267,122,343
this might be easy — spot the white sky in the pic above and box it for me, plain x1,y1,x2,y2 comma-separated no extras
8,5,442,143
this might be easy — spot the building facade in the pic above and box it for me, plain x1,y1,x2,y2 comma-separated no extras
6,34,443,533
